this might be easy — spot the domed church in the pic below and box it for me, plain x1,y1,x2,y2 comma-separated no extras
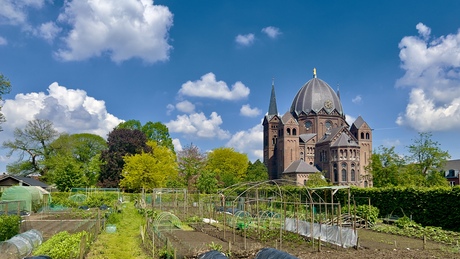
263,69,373,187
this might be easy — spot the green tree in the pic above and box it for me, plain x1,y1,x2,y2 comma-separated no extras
0,73,12,131
367,146,405,187
98,128,150,187
305,172,330,187
196,169,218,194
407,132,450,177
120,141,178,190
44,133,107,187
206,147,248,187
117,120,175,153
177,144,206,190
2,119,59,176
245,159,268,182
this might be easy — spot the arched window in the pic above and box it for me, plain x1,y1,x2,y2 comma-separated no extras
361,132,364,139
304,179,307,186
342,169,347,182
287,128,291,135
364,181,368,187
293,128,297,135
333,164,338,182
351,169,355,181
366,132,370,139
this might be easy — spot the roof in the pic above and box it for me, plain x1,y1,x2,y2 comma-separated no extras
444,159,460,171
299,133,316,143
268,83,278,116
0,175,49,188
317,127,343,143
290,77,343,117
283,159,319,174
331,132,359,147
352,116,365,129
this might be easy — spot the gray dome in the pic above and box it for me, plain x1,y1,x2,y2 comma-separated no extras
290,77,343,116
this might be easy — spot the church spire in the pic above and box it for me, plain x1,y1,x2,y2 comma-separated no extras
268,78,278,115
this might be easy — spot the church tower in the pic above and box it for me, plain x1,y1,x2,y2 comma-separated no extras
263,81,280,179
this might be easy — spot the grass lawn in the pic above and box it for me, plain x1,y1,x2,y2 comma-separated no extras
86,202,150,259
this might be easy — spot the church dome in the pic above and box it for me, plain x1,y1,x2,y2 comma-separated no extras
290,76,343,117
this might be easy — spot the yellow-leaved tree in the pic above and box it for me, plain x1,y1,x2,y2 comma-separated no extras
120,141,178,190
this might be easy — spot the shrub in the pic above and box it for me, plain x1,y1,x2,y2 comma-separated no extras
33,231,90,259
342,204,380,224
0,215,21,241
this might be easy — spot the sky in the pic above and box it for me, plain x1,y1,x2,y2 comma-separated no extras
1,0,460,173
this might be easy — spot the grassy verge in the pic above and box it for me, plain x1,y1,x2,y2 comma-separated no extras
86,202,150,259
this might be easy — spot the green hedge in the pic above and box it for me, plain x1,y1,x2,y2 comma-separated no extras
335,186,460,231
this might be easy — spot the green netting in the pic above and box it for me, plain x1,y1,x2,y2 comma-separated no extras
0,186,42,212
68,193,87,203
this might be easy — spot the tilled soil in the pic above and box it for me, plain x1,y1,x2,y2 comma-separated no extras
161,223,460,259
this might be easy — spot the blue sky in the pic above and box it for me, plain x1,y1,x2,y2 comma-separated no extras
1,0,460,172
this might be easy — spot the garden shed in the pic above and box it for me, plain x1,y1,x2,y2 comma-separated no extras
0,186,46,212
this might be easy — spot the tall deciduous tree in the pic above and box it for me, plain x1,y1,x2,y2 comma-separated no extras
44,133,107,188
367,146,405,187
0,73,12,131
177,144,206,190
206,147,248,187
98,129,150,187
2,119,59,176
245,159,268,182
305,172,330,187
117,120,175,153
120,141,177,191
407,132,450,177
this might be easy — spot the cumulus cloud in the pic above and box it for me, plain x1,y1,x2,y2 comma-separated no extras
0,36,7,46
235,33,255,46
345,114,356,126
55,0,173,63
166,112,230,139
1,82,123,137
0,0,45,25
352,95,362,104
172,138,183,152
34,22,62,42
226,124,263,161
179,73,250,100
262,26,281,39
396,23,460,131
166,103,175,115
176,100,195,113
240,104,261,117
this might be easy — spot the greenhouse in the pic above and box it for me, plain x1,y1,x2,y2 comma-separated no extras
0,186,47,212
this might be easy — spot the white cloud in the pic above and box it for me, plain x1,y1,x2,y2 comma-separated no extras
240,104,261,117
226,124,263,161
172,138,183,152
166,103,175,115
176,100,195,113
1,82,123,137
382,138,402,147
396,23,460,131
262,26,281,39
0,36,7,45
166,112,230,139
0,0,45,25
34,22,61,42
352,95,362,104
55,0,173,63
396,88,460,131
235,33,255,46
179,73,250,100
345,114,356,126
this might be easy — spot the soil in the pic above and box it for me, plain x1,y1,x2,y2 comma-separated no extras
160,223,460,259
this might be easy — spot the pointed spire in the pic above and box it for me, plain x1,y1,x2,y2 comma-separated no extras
268,78,278,116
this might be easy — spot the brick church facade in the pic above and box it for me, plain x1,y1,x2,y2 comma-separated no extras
263,70,373,187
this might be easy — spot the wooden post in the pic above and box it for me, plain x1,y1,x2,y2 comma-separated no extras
317,237,322,252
